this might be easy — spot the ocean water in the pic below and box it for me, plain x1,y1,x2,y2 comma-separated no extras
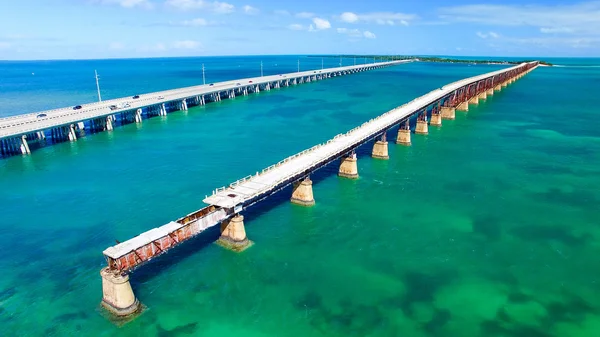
0,56,599,337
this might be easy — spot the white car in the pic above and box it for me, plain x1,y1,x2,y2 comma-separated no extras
158,96,164,100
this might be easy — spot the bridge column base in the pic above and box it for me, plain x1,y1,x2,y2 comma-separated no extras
494,85,502,91
217,215,252,252
20,135,31,155
396,129,411,146
372,141,389,160
415,120,428,135
501,82,508,88
68,125,77,141
486,88,494,96
291,178,315,206
430,114,442,126
338,153,358,179
441,107,455,120
456,101,469,111
468,96,479,105
100,268,141,317
135,109,142,123
478,92,487,100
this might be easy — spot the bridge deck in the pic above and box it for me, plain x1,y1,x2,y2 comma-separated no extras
0,61,405,139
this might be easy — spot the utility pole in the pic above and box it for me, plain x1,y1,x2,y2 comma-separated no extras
321,58,324,70
94,70,102,102
339,56,342,66
354,57,356,65
202,63,206,85
297,59,300,72
261,61,263,77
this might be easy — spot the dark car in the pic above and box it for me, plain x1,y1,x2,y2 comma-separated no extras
132,95,140,99
249,80,253,83
36,113,47,118
73,105,82,110
209,83,214,86
109,105,118,110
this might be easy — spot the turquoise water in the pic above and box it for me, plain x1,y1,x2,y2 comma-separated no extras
1,57,599,337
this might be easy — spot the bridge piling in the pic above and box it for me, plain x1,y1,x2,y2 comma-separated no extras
291,177,315,206
441,107,455,120
135,109,143,123
416,112,428,135
339,152,359,179
217,214,252,252
396,122,412,146
372,133,389,160
20,135,31,155
100,268,141,317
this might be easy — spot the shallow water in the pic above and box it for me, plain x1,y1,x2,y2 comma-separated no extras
0,57,599,336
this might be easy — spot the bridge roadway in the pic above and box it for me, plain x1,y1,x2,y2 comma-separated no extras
102,61,538,274
0,60,405,139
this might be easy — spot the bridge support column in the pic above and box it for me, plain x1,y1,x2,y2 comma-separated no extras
501,81,508,88
68,124,77,141
468,96,479,105
338,152,358,179
20,135,31,155
486,88,494,96
181,100,188,111
134,109,142,123
217,214,252,252
160,104,167,116
494,85,502,91
441,107,455,120
372,135,389,160
106,116,114,131
430,112,442,126
396,124,411,146
100,268,140,317
291,177,315,206
416,117,428,135
37,131,46,140
478,91,487,100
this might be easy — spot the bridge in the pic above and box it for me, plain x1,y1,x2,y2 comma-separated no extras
99,61,539,318
0,60,405,158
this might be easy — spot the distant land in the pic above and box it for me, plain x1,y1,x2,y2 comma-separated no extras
311,55,553,67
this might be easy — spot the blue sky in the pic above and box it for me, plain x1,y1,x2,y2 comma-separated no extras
0,0,599,60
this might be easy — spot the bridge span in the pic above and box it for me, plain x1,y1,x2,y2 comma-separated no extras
99,61,539,318
0,61,405,158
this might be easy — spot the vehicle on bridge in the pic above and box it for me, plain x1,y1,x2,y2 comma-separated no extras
157,96,164,100
73,105,82,110
36,113,47,118
109,105,118,110
132,95,140,99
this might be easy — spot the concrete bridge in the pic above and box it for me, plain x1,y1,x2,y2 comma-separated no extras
0,61,405,158
99,61,539,318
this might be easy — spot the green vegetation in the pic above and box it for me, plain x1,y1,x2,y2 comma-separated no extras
310,55,553,66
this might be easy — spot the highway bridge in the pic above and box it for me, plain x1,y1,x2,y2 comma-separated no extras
98,61,539,318
0,60,406,157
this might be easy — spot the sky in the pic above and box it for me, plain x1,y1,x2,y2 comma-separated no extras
0,0,599,60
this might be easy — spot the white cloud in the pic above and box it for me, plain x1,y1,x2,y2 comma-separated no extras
295,12,315,18
288,24,305,31
337,28,376,39
438,2,600,36
166,0,234,13
338,11,416,25
109,42,126,50
181,18,209,26
0,42,11,49
173,40,201,49
100,0,153,8
476,31,500,39
312,17,331,30
340,12,359,23
243,5,259,15
363,31,376,39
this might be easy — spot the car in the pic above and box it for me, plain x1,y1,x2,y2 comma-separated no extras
109,105,118,110
73,105,82,110
132,95,140,99
314,71,317,73
157,96,164,100
249,80,253,83
123,103,131,108
279,74,282,76
236,83,241,86
209,83,214,86
36,113,47,118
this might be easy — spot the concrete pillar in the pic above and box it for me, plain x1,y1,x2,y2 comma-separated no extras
416,119,428,135
291,177,315,206
134,109,142,123
68,124,77,141
372,139,389,160
441,107,455,120
468,96,479,105
181,100,188,111
338,153,358,179
106,116,114,131
160,103,167,116
494,85,502,91
100,268,141,317
430,113,442,126
37,131,46,140
396,128,411,146
501,81,508,88
486,88,494,96
479,91,487,100
456,101,469,111
217,214,252,252
20,135,31,155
